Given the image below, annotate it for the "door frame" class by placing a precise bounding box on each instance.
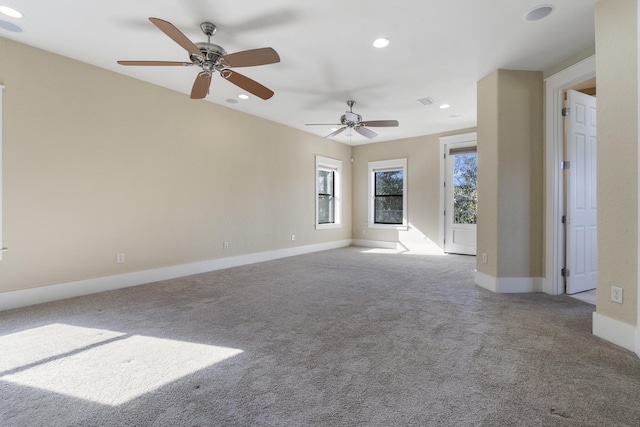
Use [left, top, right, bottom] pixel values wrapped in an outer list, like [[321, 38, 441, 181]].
[[544, 55, 596, 295], [439, 132, 478, 250]]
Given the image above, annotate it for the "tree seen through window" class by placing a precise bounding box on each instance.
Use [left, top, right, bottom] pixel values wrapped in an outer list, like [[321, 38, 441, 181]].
[[318, 169, 335, 224], [453, 153, 477, 225], [374, 170, 403, 224]]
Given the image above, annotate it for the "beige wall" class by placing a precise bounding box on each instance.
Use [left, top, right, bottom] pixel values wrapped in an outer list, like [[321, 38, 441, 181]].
[[543, 45, 596, 80], [0, 37, 352, 293], [476, 70, 544, 279], [477, 72, 499, 277], [595, 0, 638, 325]]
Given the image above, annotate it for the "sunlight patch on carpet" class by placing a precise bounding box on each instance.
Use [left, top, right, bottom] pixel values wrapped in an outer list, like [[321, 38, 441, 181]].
[[0, 324, 243, 406], [0, 324, 126, 373], [360, 248, 446, 256]]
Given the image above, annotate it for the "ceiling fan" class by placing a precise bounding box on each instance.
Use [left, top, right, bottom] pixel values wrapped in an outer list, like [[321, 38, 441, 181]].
[[118, 17, 280, 100], [305, 100, 399, 139]]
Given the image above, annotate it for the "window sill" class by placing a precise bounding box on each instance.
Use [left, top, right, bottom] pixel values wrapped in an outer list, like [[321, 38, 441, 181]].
[[316, 223, 342, 230], [368, 224, 409, 231]]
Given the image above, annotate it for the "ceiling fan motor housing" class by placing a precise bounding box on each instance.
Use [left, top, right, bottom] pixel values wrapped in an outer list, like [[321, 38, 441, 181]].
[[191, 42, 227, 72]]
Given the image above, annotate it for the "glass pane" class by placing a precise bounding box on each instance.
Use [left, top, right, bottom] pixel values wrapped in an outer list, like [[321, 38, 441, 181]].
[[318, 170, 334, 195], [375, 196, 403, 224], [453, 153, 477, 224], [318, 195, 334, 224], [375, 170, 403, 196]]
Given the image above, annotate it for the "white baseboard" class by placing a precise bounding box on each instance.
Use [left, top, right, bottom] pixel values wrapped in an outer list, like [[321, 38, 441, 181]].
[[593, 312, 637, 353], [475, 271, 543, 293], [0, 239, 352, 312]]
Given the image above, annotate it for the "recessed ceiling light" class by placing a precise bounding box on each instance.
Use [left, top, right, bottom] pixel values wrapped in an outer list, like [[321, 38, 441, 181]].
[[440, 104, 450, 109], [238, 94, 249, 100], [523, 4, 554, 22], [330, 128, 338, 131], [373, 37, 390, 48], [0, 6, 22, 18]]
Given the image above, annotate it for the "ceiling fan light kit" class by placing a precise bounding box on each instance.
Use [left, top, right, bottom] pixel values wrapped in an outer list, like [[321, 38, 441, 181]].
[[118, 17, 280, 100]]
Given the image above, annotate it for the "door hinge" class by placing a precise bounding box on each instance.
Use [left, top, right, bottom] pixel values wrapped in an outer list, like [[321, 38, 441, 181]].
[[561, 161, 570, 169], [562, 107, 570, 116], [562, 215, 570, 224], [561, 268, 570, 278]]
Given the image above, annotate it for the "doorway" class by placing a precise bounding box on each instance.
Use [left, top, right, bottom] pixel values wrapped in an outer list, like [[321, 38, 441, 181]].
[[440, 132, 477, 255], [544, 55, 596, 296]]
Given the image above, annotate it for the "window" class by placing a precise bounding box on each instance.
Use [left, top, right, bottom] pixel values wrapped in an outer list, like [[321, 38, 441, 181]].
[[316, 155, 342, 229], [368, 158, 407, 230], [318, 169, 335, 224]]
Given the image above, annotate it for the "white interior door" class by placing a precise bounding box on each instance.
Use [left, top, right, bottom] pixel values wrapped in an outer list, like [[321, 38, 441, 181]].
[[444, 144, 477, 255], [565, 90, 597, 294]]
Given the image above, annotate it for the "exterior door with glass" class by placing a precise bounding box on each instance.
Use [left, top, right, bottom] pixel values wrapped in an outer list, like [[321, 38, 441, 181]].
[[444, 144, 477, 255]]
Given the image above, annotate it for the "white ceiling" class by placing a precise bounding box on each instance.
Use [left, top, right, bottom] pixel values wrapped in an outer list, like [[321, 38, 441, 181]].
[[0, 0, 597, 144]]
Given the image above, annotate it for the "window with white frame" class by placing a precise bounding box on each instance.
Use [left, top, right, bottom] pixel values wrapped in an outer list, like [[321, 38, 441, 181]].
[[368, 158, 408, 229], [316, 155, 342, 229]]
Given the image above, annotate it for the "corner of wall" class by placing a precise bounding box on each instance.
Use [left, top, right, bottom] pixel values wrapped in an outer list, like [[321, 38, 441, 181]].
[[475, 271, 543, 293], [593, 312, 637, 353]]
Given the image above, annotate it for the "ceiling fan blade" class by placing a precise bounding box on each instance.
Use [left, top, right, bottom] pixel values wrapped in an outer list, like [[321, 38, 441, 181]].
[[355, 127, 378, 139], [325, 127, 347, 138], [191, 72, 212, 99], [117, 60, 193, 66], [221, 47, 280, 68], [221, 70, 274, 100], [149, 17, 203, 58], [361, 120, 399, 127]]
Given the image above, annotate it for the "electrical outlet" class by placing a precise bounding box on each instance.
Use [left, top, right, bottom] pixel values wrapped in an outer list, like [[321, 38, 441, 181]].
[[116, 253, 125, 264], [223, 241, 229, 249], [481, 253, 488, 263], [611, 286, 623, 304], [291, 234, 295, 241]]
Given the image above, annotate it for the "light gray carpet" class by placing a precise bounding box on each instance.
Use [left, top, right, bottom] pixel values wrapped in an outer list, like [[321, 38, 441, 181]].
[[1, 246, 639, 426]]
